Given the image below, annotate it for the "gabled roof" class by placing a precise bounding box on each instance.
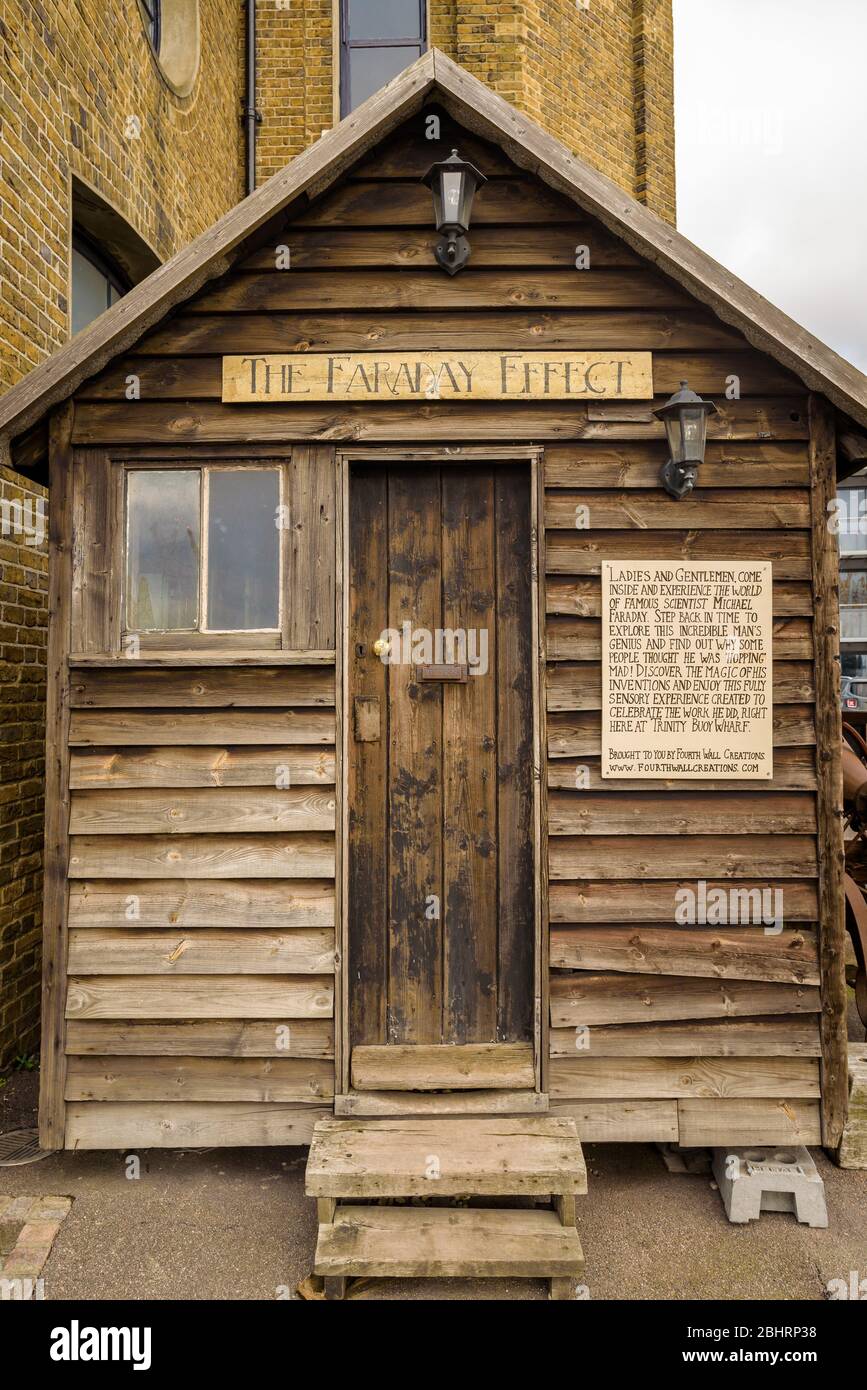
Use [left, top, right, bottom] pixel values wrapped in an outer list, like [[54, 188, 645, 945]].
[[3, 46, 867, 473]]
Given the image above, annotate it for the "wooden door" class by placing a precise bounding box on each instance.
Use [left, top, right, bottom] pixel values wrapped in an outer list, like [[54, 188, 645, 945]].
[[347, 462, 536, 1063]]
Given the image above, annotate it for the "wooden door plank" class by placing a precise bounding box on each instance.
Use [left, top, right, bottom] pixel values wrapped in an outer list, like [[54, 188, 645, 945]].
[[387, 469, 443, 1043], [494, 467, 535, 1042], [348, 466, 389, 1045], [350, 1042, 534, 1091], [442, 467, 498, 1042]]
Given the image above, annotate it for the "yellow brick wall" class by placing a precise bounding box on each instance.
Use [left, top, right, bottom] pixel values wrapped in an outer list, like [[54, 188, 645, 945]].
[[256, 0, 676, 222], [0, 0, 244, 1066]]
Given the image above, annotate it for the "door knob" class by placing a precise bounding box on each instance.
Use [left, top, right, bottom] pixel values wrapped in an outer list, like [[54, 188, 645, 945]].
[[373, 637, 390, 658]]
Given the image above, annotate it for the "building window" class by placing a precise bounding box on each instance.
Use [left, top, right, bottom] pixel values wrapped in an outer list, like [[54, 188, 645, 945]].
[[125, 467, 282, 634], [71, 234, 130, 337], [339, 0, 427, 116], [140, 0, 161, 52], [838, 477, 867, 679]]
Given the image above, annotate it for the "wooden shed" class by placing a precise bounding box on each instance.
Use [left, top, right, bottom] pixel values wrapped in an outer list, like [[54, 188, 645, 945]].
[[1, 50, 863, 1167]]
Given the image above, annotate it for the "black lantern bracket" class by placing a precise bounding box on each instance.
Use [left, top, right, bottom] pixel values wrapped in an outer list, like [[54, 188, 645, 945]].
[[421, 148, 487, 275], [653, 380, 718, 500]]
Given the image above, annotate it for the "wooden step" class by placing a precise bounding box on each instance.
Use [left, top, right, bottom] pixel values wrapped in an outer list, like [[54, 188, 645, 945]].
[[314, 1205, 584, 1280], [335, 1089, 549, 1116], [350, 1042, 535, 1091], [305, 1116, 587, 1198]]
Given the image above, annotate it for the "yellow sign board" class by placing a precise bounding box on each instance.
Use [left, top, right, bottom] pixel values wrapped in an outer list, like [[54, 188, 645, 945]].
[[601, 561, 774, 781], [222, 351, 653, 402]]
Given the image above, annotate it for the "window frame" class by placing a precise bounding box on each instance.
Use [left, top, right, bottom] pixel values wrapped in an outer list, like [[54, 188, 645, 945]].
[[71, 230, 132, 336], [122, 460, 286, 648], [338, 0, 427, 117], [139, 0, 162, 54], [837, 477, 867, 658]]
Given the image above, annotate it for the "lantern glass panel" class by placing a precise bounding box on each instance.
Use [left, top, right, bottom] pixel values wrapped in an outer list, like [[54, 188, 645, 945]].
[[679, 406, 708, 462], [440, 170, 465, 227]]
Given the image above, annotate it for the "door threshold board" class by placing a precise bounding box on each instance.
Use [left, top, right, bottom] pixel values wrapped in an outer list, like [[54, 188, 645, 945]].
[[334, 1090, 549, 1117]]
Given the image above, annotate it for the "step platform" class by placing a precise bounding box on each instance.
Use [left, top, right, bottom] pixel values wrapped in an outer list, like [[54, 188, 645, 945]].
[[306, 1116, 587, 1299]]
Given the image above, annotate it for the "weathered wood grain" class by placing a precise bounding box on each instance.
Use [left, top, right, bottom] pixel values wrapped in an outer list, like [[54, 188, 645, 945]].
[[68, 666, 334, 708], [68, 878, 334, 928], [65, 1055, 334, 1103], [549, 926, 819, 985], [676, 1098, 822, 1146], [69, 787, 336, 835], [350, 1043, 534, 1091], [67, 928, 335, 975], [65, 1018, 335, 1058], [548, 791, 816, 836], [549, 1055, 820, 1099], [69, 709, 336, 746], [69, 745, 336, 788], [548, 1015, 822, 1057], [549, 971, 821, 1026], [64, 1102, 329, 1148], [65, 975, 334, 1019], [68, 833, 335, 879]]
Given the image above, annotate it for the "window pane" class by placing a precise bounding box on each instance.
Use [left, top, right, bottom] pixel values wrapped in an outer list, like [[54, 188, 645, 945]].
[[838, 487, 867, 554], [207, 470, 280, 630], [71, 247, 113, 336], [348, 0, 421, 40], [126, 471, 200, 631], [349, 45, 421, 107]]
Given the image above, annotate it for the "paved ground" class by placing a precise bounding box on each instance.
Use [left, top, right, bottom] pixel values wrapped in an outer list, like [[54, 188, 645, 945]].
[[0, 1122, 863, 1301]]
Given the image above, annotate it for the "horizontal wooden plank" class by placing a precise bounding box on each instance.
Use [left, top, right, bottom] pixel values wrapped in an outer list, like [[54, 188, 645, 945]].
[[67, 928, 335, 975], [65, 1018, 334, 1058], [64, 1102, 328, 1149], [545, 489, 810, 530], [140, 309, 746, 356], [69, 667, 334, 709], [71, 398, 808, 447], [68, 833, 335, 879], [546, 615, 813, 662], [69, 709, 336, 746], [547, 705, 815, 757], [306, 1116, 587, 1197], [70, 745, 336, 789], [545, 576, 813, 618], [334, 1090, 549, 1116], [545, 530, 812, 580], [194, 267, 691, 313], [548, 791, 817, 836], [238, 223, 640, 269], [547, 880, 819, 922], [313, 1205, 583, 1279], [548, 1015, 822, 1057], [543, 440, 809, 489], [548, 1099, 678, 1142], [545, 835, 817, 880], [68, 651, 336, 666], [65, 1056, 334, 1103], [676, 1098, 822, 1147], [66, 975, 334, 1020], [546, 661, 815, 712], [549, 1056, 821, 1100], [68, 879, 334, 929], [549, 972, 821, 1026], [546, 749, 817, 792], [296, 178, 588, 226], [350, 1043, 535, 1092], [69, 787, 336, 835], [549, 927, 820, 985]]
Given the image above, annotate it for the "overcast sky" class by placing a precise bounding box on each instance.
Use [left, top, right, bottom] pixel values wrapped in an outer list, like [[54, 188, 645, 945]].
[[673, 0, 867, 371]]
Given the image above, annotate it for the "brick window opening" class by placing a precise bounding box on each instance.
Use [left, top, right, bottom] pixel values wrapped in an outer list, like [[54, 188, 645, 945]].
[[339, 0, 427, 117]]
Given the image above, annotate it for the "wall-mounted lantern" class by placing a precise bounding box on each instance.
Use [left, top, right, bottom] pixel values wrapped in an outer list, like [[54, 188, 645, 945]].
[[653, 380, 718, 499], [422, 149, 487, 275]]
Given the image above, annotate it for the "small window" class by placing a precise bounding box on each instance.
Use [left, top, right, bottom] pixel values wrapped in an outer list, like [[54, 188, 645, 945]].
[[339, 0, 426, 116], [125, 466, 281, 636], [140, 0, 161, 52], [71, 234, 129, 337]]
